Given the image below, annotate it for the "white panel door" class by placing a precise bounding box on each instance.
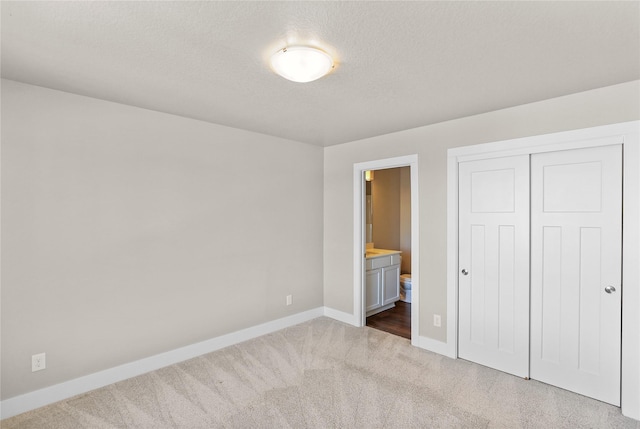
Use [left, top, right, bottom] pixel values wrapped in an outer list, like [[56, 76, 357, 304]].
[[530, 145, 622, 406], [458, 155, 530, 377]]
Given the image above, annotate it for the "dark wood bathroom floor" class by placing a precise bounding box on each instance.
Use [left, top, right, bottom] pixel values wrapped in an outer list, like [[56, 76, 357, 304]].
[[366, 301, 411, 339]]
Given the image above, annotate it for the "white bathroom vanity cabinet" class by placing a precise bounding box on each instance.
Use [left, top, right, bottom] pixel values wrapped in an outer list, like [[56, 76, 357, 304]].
[[365, 250, 401, 316]]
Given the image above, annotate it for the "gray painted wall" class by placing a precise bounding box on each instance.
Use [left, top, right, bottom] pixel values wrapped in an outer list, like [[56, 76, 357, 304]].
[[1, 79, 324, 399], [323, 80, 640, 341], [2, 78, 639, 403]]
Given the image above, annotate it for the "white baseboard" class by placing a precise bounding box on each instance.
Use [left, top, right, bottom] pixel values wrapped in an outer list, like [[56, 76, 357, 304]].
[[0, 307, 325, 420], [323, 306, 359, 326], [322, 307, 454, 360], [415, 335, 455, 358]]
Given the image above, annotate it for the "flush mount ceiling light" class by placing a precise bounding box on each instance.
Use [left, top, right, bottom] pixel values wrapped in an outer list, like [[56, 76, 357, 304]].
[[270, 46, 334, 83]]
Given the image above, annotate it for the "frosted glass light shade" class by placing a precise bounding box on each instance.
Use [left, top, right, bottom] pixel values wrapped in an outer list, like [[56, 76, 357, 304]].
[[270, 46, 334, 83]]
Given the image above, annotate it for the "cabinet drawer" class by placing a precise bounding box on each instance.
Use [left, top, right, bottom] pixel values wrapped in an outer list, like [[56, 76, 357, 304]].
[[371, 255, 391, 269], [366, 253, 401, 270]]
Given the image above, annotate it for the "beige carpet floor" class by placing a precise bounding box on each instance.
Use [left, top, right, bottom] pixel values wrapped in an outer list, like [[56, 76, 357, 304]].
[[2, 317, 639, 428]]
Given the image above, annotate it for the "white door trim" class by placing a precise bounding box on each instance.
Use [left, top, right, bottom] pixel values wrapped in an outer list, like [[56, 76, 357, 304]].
[[353, 154, 420, 345], [447, 120, 640, 420]]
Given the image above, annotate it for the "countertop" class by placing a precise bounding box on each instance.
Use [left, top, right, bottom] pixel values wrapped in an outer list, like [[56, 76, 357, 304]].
[[365, 248, 402, 259]]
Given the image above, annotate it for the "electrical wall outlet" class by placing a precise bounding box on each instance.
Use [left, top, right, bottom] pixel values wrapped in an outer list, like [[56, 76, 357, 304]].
[[32, 353, 46, 372], [433, 314, 442, 327], [286, 295, 292, 306]]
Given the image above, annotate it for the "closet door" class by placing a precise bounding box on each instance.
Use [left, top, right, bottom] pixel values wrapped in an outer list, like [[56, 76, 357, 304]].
[[458, 155, 530, 378], [530, 145, 622, 406]]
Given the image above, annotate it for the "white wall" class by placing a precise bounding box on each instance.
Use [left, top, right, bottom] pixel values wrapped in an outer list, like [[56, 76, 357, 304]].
[[0, 79, 324, 400], [323, 80, 640, 341]]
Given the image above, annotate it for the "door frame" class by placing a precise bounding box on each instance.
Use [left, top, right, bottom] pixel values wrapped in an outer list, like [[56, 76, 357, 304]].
[[353, 154, 419, 345], [446, 121, 640, 419]]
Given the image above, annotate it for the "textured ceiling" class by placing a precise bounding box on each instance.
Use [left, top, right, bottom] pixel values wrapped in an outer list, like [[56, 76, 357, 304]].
[[2, 1, 639, 147]]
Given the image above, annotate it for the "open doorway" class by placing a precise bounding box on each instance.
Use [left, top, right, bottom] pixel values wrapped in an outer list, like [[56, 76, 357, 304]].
[[364, 167, 412, 339], [353, 154, 419, 345]]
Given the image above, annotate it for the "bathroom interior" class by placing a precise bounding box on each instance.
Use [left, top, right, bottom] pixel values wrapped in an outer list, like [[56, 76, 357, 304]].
[[364, 166, 412, 339]]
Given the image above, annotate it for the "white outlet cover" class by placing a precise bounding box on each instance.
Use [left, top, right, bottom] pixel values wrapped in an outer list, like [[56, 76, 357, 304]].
[[32, 353, 46, 372]]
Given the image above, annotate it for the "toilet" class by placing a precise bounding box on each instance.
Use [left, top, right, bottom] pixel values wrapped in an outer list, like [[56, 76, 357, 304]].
[[400, 274, 412, 303]]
